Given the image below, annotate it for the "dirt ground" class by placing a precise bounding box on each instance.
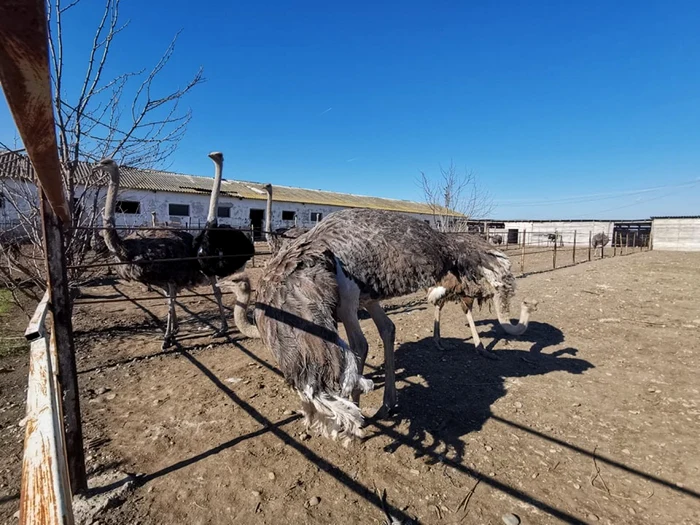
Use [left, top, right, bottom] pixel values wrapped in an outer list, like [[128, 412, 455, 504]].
[[2, 249, 700, 524]]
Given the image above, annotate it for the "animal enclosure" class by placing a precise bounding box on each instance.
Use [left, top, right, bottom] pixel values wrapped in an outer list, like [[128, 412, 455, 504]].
[[2, 250, 699, 525]]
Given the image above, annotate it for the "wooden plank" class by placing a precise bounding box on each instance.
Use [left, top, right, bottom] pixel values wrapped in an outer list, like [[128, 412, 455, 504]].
[[20, 337, 74, 525], [25, 291, 50, 341], [39, 191, 86, 493], [0, 0, 70, 223]]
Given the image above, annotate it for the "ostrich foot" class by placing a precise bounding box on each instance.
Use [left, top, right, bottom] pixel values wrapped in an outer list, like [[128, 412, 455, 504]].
[[212, 327, 228, 338], [475, 343, 500, 360], [372, 403, 399, 420], [162, 335, 176, 350]]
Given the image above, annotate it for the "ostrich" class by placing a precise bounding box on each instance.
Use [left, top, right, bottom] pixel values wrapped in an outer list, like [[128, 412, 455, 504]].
[[491, 234, 503, 245], [192, 152, 255, 336], [233, 208, 536, 443], [592, 232, 609, 248], [427, 232, 537, 354], [268, 226, 309, 255], [95, 158, 205, 348]]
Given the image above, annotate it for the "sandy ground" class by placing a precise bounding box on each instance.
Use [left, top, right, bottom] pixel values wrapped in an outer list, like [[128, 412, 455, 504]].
[[1, 249, 699, 524]]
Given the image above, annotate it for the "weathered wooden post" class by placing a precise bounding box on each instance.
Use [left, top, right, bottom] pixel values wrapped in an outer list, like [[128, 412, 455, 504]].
[[633, 231, 638, 252], [552, 231, 558, 269], [625, 232, 630, 255], [520, 229, 526, 273], [588, 231, 592, 261], [572, 230, 577, 265], [264, 183, 273, 243], [250, 223, 256, 266], [613, 233, 617, 256], [0, 0, 86, 494]]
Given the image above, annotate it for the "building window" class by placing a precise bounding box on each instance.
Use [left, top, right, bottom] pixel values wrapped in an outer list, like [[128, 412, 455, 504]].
[[310, 212, 322, 222], [169, 203, 189, 217], [282, 210, 296, 221], [116, 200, 140, 214], [217, 206, 231, 218]]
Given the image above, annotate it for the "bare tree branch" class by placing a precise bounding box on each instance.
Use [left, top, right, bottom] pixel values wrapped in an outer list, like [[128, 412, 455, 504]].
[[0, 0, 203, 304], [419, 161, 494, 233]]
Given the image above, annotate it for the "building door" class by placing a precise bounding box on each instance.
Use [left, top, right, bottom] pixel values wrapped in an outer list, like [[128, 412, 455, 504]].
[[249, 209, 265, 240], [507, 228, 519, 245]]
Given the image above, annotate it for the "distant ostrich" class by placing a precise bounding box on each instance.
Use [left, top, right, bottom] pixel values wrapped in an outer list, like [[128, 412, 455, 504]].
[[427, 233, 537, 354], [592, 232, 609, 248], [233, 208, 536, 442], [192, 152, 255, 336], [96, 158, 205, 348], [268, 226, 309, 255], [491, 234, 503, 245]]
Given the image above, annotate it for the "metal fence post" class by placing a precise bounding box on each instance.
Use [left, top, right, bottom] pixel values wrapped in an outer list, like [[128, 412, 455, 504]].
[[40, 191, 87, 493], [588, 231, 592, 261], [572, 230, 577, 265], [520, 229, 526, 273], [552, 231, 557, 269]]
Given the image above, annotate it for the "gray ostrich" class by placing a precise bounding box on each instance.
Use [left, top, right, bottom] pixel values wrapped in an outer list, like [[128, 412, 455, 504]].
[[592, 232, 609, 248], [231, 208, 536, 443], [96, 158, 206, 348], [427, 232, 537, 354]]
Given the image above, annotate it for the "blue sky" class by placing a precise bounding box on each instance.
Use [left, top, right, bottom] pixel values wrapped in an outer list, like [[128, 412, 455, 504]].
[[1, 0, 699, 219]]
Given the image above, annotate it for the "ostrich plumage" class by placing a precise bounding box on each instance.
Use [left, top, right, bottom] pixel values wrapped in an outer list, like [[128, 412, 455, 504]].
[[592, 232, 610, 248], [427, 232, 537, 354], [96, 158, 205, 348], [253, 208, 535, 443], [192, 152, 255, 336], [268, 226, 309, 255]]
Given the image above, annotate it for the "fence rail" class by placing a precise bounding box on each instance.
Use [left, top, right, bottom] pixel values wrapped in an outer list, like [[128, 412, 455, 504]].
[[21, 291, 75, 525]]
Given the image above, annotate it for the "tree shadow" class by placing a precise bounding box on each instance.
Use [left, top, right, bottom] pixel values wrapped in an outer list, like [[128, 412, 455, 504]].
[[367, 336, 593, 466]]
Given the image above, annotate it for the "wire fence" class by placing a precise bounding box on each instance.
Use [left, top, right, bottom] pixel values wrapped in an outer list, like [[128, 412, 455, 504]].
[[475, 229, 651, 275]]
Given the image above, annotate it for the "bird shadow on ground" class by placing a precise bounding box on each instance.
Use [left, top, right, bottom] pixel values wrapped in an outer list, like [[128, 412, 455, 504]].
[[364, 334, 592, 466], [473, 319, 570, 356]]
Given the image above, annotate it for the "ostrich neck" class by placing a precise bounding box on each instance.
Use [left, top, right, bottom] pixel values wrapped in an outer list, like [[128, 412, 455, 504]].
[[101, 167, 124, 258], [493, 295, 531, 336], [233, 282, 260, 339], [206, 158, 223, 225]]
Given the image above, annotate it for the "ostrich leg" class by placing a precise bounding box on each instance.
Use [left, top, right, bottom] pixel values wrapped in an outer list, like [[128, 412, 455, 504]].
[[365, 301, 397, 419], [163, 282, 178, 349], [209, 275, 228, 337], [433, 303, 445, 351], [465, 308, 499, 360], [336, 297, 369, 405]]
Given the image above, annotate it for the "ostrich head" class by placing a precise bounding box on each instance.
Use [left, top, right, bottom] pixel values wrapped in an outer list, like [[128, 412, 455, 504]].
[[208, 151, 223, 163]]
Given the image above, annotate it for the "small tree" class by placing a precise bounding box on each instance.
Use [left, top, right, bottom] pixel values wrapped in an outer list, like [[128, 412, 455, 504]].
[[419, 161, 493, 233], [0, 0, 203, 309]]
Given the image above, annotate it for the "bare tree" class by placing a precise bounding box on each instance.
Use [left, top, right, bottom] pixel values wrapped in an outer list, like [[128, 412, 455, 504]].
[[419, 161, 493, 233], [0, 0, 203, 307]]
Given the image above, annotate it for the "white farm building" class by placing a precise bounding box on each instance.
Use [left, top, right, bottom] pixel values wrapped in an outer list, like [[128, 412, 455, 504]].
[[0, 152, 454, 240]]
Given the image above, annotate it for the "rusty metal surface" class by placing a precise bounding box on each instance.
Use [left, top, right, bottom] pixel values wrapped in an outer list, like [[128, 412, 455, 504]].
[[25, 290, 50, 341], [39, 191, 87, 493], [20, 335, 75, 525], [0, 0, 70, 223]]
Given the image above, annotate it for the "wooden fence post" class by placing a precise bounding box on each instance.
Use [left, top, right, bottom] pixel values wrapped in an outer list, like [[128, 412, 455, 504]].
[[39, 191, 87, 493], [625, 232, 630, 255], [613, 233, 617, 257], [572, 230, 577, 265], [633, 231, 638, 252], [552, 231, 557, 269], [520, 229, 526, 273], [588, 231, 592, 261]]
